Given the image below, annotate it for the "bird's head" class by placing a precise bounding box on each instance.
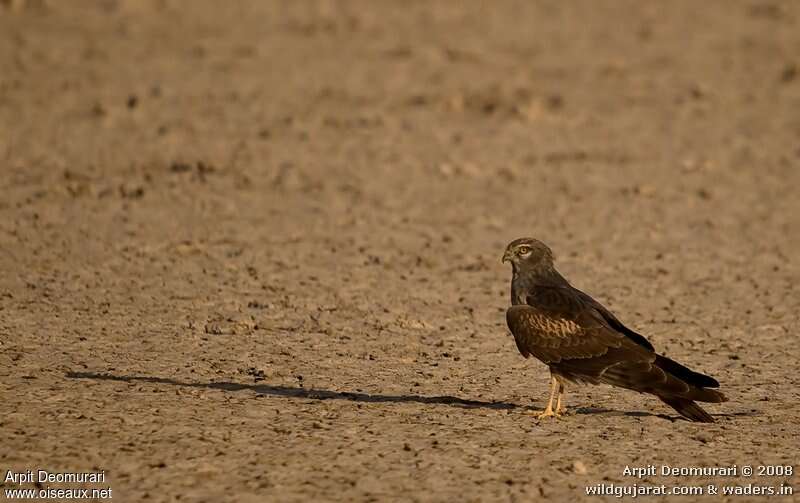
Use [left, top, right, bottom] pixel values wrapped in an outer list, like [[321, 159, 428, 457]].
[[502, 238, 554, 274]]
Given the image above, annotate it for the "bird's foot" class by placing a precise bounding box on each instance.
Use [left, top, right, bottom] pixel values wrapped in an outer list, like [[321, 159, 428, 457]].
[[535, 407, 561, 419]]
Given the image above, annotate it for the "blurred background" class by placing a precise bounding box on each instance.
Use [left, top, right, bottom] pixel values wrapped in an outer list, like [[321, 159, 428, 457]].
[[1, 1, 798, 501]]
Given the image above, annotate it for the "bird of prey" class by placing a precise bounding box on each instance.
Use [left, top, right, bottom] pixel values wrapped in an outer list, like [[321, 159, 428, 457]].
[[502, 238, 727, 423]]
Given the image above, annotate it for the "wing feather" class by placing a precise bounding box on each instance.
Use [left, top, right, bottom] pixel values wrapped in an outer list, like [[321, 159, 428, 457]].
[[505, 287, 642, 364], [505, 285, 726, 405], [504, 276, 726, 421], [505, 286, 660, 385]]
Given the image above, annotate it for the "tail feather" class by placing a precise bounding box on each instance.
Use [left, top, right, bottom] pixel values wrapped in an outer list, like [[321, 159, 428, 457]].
[[596, 354, 728, 422], [654, 354, 728, 422], [688, 386, 728, 403], [653, 354, 728, 403], [655, 354, 719, 388], [558, 347, 728, 422], [659, 396, 715, 423]]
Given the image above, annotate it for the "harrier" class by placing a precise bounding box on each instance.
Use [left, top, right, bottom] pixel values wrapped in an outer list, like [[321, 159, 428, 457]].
[[502, 238, 727, 422]]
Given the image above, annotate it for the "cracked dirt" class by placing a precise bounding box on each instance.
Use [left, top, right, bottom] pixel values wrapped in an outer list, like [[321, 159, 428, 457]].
[[1, 1, 799, 501]]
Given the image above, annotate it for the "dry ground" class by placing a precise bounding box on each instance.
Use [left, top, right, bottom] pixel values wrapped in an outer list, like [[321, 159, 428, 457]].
[[1, 1, 799, 501]]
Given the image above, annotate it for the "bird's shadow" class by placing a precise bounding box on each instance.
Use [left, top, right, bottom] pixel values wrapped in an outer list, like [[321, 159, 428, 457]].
[[574, 406, 757, 422], [574, 406, 675, 421], [64, 371, 517, 410], [65, 372, 752, 422]]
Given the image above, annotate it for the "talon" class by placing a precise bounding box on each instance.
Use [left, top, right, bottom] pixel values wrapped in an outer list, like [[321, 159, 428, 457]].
[[536, 408, 557, 419], [525, 375, 566, 420]]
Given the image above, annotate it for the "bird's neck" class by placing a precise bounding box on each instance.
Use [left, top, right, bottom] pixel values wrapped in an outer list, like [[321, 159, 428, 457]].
[[511, 267, 570, 305]]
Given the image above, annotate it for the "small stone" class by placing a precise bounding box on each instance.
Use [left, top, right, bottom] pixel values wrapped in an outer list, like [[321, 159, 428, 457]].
[[780, 64, 797, 83], [573, 460, 588, 475], [118, 184, 144, 199]]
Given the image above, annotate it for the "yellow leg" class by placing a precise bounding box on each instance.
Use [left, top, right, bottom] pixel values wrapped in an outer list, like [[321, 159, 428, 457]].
[[554, 381, 565, 415], [536, 376, 558, 418]]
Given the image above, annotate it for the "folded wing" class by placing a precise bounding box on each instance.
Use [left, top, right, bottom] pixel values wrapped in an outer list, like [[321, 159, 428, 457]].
[[505, 286, 726, 422]]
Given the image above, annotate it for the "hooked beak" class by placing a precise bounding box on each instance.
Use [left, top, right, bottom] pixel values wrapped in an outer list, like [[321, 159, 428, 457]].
[[502, 249, 513, 263]]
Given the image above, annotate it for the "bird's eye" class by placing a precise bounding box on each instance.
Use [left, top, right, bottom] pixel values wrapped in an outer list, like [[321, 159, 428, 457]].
[[518, 246, 531, 255]]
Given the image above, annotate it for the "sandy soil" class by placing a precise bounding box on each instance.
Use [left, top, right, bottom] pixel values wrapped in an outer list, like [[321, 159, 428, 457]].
[[1, 1, 799, 501]]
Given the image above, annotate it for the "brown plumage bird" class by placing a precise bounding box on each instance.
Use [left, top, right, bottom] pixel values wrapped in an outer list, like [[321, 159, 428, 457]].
[[502, 238, 727, 422]]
